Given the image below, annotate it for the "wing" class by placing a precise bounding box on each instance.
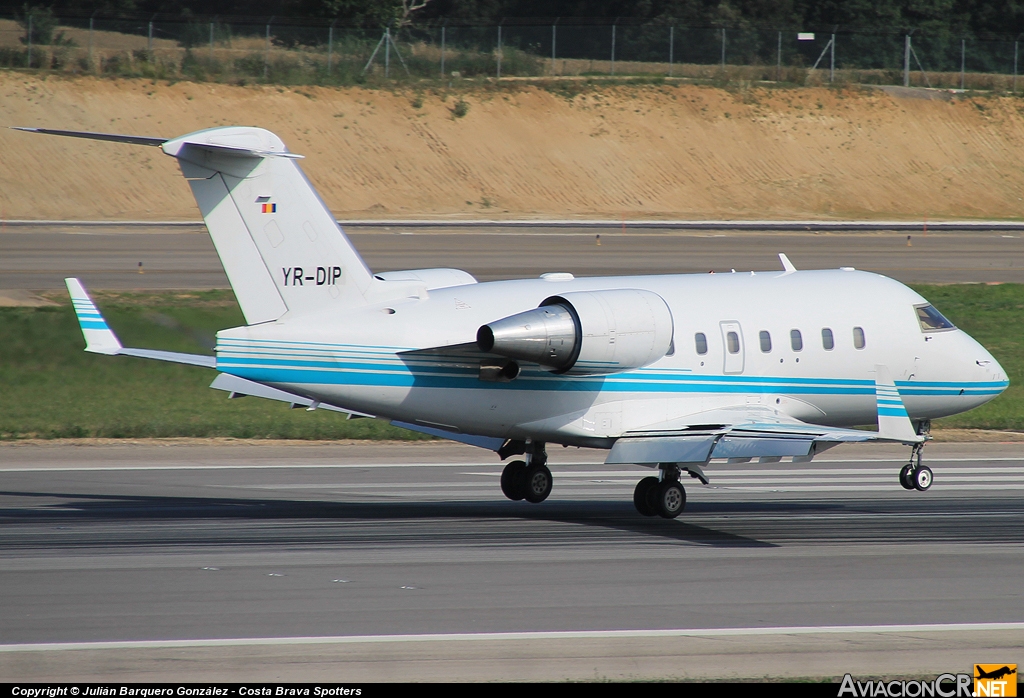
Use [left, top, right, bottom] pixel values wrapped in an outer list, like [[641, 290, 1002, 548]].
[[607, 372, 924, 469]]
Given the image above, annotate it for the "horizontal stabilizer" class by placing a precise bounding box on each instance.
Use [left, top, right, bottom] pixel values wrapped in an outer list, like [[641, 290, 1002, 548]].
[[66, 278, 216, 368], [12, 127, 167, 147]]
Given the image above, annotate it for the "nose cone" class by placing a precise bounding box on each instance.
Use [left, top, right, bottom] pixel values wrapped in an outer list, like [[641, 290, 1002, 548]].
[[964, 333, 1009, 403]]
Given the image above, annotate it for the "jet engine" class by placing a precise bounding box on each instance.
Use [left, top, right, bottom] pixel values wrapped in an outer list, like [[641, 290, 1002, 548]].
[[476, 289, 674, 375]]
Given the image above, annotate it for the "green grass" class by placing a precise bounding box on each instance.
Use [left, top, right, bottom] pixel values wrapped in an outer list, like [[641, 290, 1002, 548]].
[[0, 290, 425, 440], [1, 285, 1020, 439]]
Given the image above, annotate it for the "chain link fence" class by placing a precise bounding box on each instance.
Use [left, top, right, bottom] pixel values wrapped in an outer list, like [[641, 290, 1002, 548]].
[[1, 14, 1022, 90]]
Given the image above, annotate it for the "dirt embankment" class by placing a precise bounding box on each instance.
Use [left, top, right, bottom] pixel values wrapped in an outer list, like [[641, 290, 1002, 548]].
[[2, 75, 1024, 221]]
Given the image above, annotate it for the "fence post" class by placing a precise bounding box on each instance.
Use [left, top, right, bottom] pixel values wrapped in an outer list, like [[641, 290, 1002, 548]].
[[721, 28, 726, 69], [1015, 39, 1019, 93], [88, 15, 94, 69], [552, 18, 558, 76], [830, 32, 835, 82], [440, 23, 445, 77], [961, 38, 965, 89], [668, 26, 673, 77], [611, 22, 616, 75], [497, 23, 502, 78], [385, 26, 390, 78], [264, 18, 272, 81], [904, 35, 910, 87], [777, 30, 781, 81], [148, 19, 153, 55], [328, 19, 336, 74], [27, 14, 32, 68], [209, 22, 214, 60]]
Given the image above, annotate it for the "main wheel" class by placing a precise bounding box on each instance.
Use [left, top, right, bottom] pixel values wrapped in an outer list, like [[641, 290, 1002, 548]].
[[899, 464, 915, 490], [633, 477, 659, 517], [523, 463, 553, 503], [912, 465, 933, 492], [653, 481, 686, 519], [500, 460, 528, 501]]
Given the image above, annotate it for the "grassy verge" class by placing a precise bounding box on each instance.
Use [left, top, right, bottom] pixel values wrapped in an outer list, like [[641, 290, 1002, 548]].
[[0, 285, 1019, 440]]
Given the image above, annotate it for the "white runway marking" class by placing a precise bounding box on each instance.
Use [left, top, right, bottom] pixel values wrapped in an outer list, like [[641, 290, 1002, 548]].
[[3, 621, 1023, 652]]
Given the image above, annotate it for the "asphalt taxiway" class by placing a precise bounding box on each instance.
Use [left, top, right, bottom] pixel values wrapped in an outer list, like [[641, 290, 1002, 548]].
[[1, 441, 1022, 681], [3, 225, 1024, 291]]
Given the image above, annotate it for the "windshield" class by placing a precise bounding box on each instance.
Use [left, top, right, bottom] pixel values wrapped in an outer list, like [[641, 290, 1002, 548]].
[[915, 304, 956, 332]]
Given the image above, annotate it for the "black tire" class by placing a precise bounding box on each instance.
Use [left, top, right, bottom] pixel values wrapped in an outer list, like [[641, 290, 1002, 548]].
[[500, 460, 528, 501], [523, 463, 553, 503], [913, 465, 933, 492], [633, 477, 659, 517], [654, 481, 686, 519], [899, 464, 915, 490]]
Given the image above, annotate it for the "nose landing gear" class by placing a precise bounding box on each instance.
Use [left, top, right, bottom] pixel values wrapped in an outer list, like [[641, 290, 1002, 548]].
[[899, 443, 932, 491]]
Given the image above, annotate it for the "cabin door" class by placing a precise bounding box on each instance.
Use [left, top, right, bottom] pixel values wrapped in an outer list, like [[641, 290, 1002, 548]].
[[720, 321, 745, 374]]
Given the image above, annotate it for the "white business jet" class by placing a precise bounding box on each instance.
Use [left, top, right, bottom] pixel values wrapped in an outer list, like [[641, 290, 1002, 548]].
[[16, 126, 1008, 519]]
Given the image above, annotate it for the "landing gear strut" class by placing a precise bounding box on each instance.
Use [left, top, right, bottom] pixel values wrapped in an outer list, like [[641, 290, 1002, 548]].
[[899, 443, 932, 492], [500, 441, 552, 503], [633, 464, 686, 519]]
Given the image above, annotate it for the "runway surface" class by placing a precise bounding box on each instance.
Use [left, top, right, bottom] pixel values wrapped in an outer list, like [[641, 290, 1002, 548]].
[[3, 225, 1024, 290], [1, 440, 1022, 681]]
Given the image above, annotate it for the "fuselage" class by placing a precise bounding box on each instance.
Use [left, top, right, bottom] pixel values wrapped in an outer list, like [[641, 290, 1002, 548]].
[[215, 268, 1007, 447]]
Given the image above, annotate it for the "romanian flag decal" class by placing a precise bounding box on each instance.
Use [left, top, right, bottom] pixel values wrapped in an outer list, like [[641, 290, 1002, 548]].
[[261, 203, 277, 213]]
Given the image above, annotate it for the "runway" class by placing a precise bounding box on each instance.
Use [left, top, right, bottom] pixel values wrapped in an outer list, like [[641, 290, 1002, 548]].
[[1, 441, 1022, 681], [3, 225, 1024, 290]]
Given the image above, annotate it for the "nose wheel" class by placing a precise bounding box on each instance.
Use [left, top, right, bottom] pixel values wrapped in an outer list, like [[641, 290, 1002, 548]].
[[899, 444, 932, 491]]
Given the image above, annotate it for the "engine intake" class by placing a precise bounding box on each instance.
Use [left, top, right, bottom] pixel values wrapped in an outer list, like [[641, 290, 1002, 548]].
[[477, 289, 674, 375]]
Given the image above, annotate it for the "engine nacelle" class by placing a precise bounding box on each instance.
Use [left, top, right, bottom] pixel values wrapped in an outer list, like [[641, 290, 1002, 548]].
[[477, 289, 674, 375]]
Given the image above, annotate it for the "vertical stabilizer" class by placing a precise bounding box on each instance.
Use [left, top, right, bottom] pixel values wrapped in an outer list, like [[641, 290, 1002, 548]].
[[161, 127, 376, 323]]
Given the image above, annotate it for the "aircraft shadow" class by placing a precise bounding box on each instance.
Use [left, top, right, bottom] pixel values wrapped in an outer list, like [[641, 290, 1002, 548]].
[[0, 490, 776, 548]]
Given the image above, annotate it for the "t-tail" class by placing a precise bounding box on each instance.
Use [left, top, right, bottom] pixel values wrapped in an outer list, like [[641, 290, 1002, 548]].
[[13, 126, 381, 324]]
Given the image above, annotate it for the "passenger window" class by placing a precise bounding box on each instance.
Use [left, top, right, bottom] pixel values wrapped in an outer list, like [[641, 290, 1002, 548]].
[[853, 327, 866, 349], [822, 328, 834, 350], [915, 304, 955, 332], [694, 332, 708, 355], [790, 329, 803, 351], [726, 331, 740, 354], [759, 330, 772, 353]]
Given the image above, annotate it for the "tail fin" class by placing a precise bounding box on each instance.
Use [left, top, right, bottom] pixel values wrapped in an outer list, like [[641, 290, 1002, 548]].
[[160, 127, 375, 323], [14, 125, 378, 324]]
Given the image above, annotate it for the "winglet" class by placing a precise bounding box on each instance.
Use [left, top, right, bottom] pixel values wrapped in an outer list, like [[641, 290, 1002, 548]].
[[65, 278, 122, 355], [875, 365, 924, 443], [779, 253, 797, 274]]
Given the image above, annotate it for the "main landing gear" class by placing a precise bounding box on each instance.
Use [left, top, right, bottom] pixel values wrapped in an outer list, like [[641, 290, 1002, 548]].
[[500, 441, 552, 504], [899, 443, 933, 491], [633, 464, 687, 519]]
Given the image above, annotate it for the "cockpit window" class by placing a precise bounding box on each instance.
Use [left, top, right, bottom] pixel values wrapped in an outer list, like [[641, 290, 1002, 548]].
[[915, 304, 956, 332]]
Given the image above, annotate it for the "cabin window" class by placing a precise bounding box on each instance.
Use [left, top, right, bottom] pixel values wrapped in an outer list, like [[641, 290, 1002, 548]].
[[759, 331, 772, 353], [822, 328, 834, 350], [915, 304, 955, 332], [790, 329, 803, 351], [694, 332, 708, 355], [726, 331, 740, 354], [853, 326, 866, 349]]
